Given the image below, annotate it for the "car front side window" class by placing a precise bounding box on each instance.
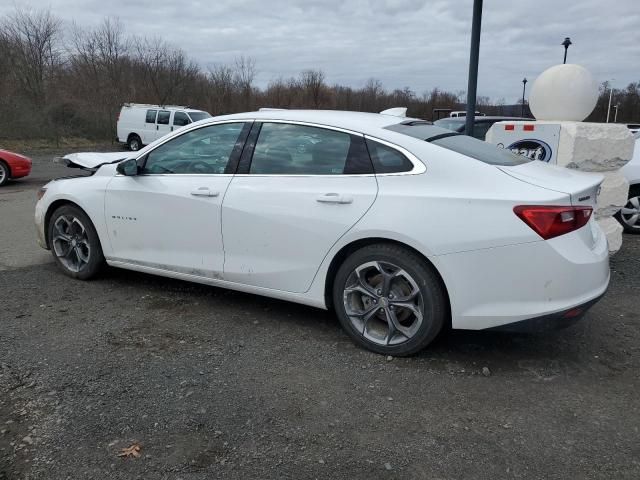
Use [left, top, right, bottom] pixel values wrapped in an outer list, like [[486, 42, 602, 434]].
[[142, 123, 247, 175], [248, 123, 372, 175]]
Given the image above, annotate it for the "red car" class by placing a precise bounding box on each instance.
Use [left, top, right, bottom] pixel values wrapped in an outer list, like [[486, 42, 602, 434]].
[[0, 149, 32, 186]]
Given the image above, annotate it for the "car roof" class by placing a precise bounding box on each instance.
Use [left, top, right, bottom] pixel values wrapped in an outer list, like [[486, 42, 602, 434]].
[[207, 109, 413, 136]]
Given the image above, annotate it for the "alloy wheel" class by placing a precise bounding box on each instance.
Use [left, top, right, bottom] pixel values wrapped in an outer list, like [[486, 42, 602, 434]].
[[620, 196, 640, 230], [343, 261, 424, 346], [0, 164, 7, 185], [52, 215, 91, 272]]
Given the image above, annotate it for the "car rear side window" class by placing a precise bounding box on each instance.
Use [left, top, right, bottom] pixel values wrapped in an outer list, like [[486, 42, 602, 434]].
[[432, 134, 530, 166], [157, 110, 170, 125], [145, 110, 157, 123], [249, 123, 372, 175], [365, 139, 413, 173], [173, 111, 191, 127]]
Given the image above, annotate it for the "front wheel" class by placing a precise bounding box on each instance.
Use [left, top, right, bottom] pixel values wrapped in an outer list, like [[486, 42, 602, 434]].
[[0, 161, 9, 186], [333, 244, 447, 356], [48, 205, 105, 280]]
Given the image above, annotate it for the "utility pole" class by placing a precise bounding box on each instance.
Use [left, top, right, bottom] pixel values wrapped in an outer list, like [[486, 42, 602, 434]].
[[521, 78, 528, 117], [465, 0, 483, 137], [606, 80, 615, 123], [614, 104, 619, 123]]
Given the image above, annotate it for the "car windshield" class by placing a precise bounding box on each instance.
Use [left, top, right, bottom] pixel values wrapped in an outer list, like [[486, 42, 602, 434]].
[[188, 111, 211, 122], [386, 122, 530, 166]]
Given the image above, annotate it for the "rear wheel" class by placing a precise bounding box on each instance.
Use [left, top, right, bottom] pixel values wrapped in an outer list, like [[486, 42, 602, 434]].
[[616, 185, 640, 234], [48, 205, 105, 280], [0, 161, 9, 186], [333, 244, 447, 356], [127, 134, 142, 151]]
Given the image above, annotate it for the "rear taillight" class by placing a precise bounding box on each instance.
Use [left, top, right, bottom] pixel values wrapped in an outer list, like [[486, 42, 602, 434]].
[[514, 205, 592, 240]]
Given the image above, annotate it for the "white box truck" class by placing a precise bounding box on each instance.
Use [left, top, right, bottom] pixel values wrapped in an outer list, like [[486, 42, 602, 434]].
[[117, 104, 211, 151]]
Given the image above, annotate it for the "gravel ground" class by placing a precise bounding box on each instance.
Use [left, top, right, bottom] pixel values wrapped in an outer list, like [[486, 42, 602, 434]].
[[1, 150, 639, 479]]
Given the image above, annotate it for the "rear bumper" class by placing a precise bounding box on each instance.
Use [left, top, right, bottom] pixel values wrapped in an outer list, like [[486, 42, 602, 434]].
[[435, 219, 610, 331], [486, 293, 606, 332]]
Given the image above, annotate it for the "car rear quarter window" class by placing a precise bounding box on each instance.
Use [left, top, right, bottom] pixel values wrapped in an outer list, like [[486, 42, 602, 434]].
[[157, 110, 171, 125], [249, 123, 372, 175], [365, 139, 413, 173], [145, 110, 157, 123]]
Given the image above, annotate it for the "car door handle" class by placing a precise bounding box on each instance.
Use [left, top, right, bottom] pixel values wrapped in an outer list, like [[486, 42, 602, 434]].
[[316, 193, 353, 204], [190, 187, 219, 197]]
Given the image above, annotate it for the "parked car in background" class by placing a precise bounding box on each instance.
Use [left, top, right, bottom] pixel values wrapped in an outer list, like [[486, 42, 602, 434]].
[[617, 131, 640, 233], [0, 149, 32, 186], [117, 103, 211, 151], [434, 116, 532, 140], [36, 109, 609, 355], [449, 111, 484, 118]]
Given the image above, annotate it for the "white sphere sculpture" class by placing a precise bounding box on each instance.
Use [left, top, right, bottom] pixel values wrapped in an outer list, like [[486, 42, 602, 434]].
[[529, 64, 598, 121]]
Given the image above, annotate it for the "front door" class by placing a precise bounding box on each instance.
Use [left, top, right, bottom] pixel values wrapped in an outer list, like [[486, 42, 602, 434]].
[[104, 121, 250, 278], [221, 122, 378, 293]]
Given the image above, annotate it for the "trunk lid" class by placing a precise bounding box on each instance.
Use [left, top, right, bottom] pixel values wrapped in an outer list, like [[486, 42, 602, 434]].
[[498, 161, 603, 208]]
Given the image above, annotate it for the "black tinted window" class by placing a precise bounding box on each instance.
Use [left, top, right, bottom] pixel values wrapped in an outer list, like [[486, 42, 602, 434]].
[[188, 111, 211, 122], [173, 111, 190, 126], [365, 139, 414, 173], [432, 135, 530, 166], [157, 110, 170, 125], [143, 123, 246, 174], [250, 123, 371, 175], [145, 110, 157, 123]]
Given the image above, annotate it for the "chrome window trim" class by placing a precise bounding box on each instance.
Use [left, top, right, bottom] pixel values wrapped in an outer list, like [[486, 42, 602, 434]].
[[125, 117, 426, 178]]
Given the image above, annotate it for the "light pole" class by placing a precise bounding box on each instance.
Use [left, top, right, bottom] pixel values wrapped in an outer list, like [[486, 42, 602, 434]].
[[464, 0, 483, 137], [562, 37, 572, 64], [606, 79, 615, 123], [614, 104, 619, 123], [521, 78, 528, 117]]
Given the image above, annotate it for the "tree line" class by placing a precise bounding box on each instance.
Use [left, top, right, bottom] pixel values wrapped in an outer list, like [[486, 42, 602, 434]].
[[0, 8, 638, 143]]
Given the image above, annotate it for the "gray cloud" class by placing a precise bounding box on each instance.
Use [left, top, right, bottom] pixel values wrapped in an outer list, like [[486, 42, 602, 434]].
[[2, 0, 638, 102]]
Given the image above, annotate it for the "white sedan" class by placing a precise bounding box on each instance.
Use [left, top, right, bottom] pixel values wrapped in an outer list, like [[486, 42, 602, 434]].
[[35, 109, 610, 355]]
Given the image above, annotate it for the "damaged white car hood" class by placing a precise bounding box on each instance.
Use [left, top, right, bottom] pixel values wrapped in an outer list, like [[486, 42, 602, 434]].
[[55, 152, 130, 170]]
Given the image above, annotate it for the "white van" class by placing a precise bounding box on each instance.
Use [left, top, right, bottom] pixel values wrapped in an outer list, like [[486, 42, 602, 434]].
[[116, 104, 211, 151]]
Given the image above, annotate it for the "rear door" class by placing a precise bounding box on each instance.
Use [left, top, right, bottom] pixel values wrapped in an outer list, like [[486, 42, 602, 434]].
[[221, 121, 378, 293], [142, 109, 158, 144], [155, 110, 172, 140]]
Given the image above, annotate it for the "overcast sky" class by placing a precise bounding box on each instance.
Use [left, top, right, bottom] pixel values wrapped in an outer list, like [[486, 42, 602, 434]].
[[3, 0, 639, 102]]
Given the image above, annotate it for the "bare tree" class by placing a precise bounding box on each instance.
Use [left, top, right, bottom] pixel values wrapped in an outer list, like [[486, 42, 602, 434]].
[[0, 8, 62, 107], [299, 69, 326, 108], [233, 56, 256, 110]]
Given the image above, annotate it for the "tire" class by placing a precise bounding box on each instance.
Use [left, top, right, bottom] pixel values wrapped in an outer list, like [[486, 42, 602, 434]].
[[47, 205, 105, 280], [0, 160, 9, 186], [615, 185, 640, 234], [332, 243, 447, 356], [127, 134, 142, 151]]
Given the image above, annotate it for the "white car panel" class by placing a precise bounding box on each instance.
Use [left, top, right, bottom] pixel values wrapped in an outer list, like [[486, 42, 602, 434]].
[[222, 174, 378, 292], [104, 174, 233, 277]]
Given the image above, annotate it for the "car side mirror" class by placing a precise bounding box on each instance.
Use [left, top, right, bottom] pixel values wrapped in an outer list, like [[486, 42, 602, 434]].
[[116, 158, 138, 176]]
